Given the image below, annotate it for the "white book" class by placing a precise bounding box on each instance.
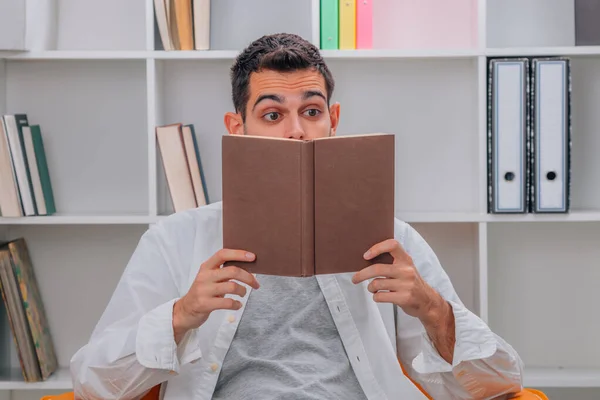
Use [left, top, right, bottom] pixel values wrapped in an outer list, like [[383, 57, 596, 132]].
[[193, 0, 210, 50], [0, 119, 22, 217], [3, 115, 35, 216], [22, 126, 47, 215], [156, 124, 197, 212], [154, 0, 173, 50]]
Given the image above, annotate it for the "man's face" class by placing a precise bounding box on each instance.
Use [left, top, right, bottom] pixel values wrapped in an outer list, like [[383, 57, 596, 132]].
[[225, 68, 340, 140]]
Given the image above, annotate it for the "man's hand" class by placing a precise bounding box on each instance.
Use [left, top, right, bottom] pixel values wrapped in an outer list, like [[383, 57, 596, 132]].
[[172, 249, 260, 344], [351, 238, 455, 364]]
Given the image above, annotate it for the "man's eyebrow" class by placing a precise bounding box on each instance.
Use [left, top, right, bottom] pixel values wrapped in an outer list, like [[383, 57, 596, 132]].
[[302, 90, 326, 102], [252, 94, 285, 111]]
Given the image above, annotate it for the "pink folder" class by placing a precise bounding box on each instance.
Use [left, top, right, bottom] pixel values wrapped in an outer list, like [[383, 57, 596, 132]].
[[357, 0, 373, 49], [372, 0, 478, 49]]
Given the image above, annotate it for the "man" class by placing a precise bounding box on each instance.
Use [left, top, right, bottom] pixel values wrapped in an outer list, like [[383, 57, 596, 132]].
[[70, 33, 524, 399]]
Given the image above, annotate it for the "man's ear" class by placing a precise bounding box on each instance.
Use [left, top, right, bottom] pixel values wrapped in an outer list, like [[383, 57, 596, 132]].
[[329, 102, 341, 137], [224, 111, 244, 135]]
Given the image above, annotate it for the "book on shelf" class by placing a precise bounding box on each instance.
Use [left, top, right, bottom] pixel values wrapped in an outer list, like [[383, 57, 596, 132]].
[[487, 56, 571, 214], [154, 0, 210, 50], [0, 237, 58, 382], [222, 133, 395, 277], [0, 114, 56, 218], [156, 123, 210, 213]]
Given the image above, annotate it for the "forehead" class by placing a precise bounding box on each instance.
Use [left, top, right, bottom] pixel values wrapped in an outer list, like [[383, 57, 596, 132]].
[[248, 68, 326, 98]]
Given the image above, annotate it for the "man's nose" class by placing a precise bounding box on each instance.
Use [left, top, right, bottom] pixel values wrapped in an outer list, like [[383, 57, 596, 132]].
[[285, 115, 305, 139]]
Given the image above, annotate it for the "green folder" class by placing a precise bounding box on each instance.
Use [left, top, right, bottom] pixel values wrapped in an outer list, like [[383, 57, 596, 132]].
[[320, 0, 339, 49]]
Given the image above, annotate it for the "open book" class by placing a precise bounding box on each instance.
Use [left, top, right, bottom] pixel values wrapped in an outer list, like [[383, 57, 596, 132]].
[[222, 133, 395, 276]]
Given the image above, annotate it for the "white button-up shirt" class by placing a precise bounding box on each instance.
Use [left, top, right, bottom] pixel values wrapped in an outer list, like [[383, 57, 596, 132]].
[[70, 201, 524, 399]]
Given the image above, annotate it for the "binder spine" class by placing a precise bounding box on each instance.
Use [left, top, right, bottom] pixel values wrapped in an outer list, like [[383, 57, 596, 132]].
[[530, 57, 572, 213], [487, 57, 530, 214], [300, 141, 315, 277]]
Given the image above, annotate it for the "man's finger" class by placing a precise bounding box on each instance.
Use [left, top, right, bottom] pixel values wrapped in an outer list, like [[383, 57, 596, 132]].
[[206, 297, 243, 312], [367, 277, 399, 293], [212, 281, 247, 298], [372, 291, 396, 304], [363, 239, 410, 263], [214, 265, 260, 289], [352, 263, 398, 284], [200, 248, 256, 271]]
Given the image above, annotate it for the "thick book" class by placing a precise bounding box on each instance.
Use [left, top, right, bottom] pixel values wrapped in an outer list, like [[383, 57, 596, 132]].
[[222, 133, 395, 277], [0, 238, 58, 381], [156, 123, 197, 212]]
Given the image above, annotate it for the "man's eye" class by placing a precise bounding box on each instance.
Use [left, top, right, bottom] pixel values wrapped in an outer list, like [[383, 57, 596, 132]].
[[263, 112, 280, 121], [304, 109, 321, 117]]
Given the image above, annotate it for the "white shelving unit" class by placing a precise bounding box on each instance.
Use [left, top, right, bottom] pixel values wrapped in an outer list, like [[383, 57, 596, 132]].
[[0, 0, 598, 399]]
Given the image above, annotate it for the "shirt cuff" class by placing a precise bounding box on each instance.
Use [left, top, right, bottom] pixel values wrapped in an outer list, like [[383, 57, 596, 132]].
[[135, 298, 203, 372], [412, 300, 497, 374]]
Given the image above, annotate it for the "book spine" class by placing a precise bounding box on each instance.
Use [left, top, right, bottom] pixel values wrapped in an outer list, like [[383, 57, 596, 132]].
[[301, 141, 315, 277]]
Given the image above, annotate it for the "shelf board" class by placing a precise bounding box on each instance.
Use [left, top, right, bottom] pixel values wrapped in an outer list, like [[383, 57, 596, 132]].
[[398, 210, 600, 223], [0, 50, 153, 60], [0, 367, 72, 390], [319, 48, 479, 59], [3, 46, 600, 61], [2, 49, 478, 61], [485, 211, 600, 222], [396, 211, 484, 223], [525, 367, 600, 388], [486, 46, 600, 57], [0, 213, 157, 225], [2, 211, 600, 225]]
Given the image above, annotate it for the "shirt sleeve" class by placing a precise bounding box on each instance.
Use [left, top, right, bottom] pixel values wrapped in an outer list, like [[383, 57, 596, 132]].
[[394, 221, 525, 399], [70, 220, 202, 400]]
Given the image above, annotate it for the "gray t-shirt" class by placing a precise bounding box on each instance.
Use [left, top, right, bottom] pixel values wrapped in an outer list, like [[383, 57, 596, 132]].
[[211, 274, 368, 399]]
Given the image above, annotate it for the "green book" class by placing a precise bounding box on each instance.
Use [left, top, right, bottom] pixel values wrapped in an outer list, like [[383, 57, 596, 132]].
[[29, 126, 55, 215], [320, 0, 339, 49]]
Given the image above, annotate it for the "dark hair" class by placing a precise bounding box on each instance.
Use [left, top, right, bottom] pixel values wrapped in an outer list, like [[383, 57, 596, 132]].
[[230, 33, 335, 120]]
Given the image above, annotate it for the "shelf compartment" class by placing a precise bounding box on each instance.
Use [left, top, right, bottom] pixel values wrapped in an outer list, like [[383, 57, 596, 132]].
[[488, 222, 600, 374], [5, 60, 149, 216]]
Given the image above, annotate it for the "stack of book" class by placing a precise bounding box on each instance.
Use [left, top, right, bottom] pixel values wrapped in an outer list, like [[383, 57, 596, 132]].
[[0, 237, 58, 382], [154, 0, 210, 50], [487, 57, 571, 214], [156, 123, 209, 212], [0, 114, 56, 218]]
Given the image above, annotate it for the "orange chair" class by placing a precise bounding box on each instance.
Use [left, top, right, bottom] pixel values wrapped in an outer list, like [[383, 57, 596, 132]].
[[41, 369, 548, 400], [40, 386, 548, 400]]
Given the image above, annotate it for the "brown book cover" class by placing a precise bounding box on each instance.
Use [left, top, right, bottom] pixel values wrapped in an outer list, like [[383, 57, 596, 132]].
[[222, 133, 395, 276]]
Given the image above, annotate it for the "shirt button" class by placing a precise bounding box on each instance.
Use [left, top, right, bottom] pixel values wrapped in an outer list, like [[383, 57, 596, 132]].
[[227, 315, 236, 323], [211, 363, 219, 372]]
